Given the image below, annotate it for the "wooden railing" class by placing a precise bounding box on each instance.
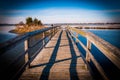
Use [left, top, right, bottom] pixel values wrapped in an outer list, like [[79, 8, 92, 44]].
[[67, 26, 120, 80], [0, 26, 59, 80]]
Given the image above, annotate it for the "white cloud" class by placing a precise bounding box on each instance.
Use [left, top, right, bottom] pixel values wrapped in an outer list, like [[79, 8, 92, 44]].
[[0, 15, 25, 24], [1, 8, 120, 15], [0, 8, 120, 24]]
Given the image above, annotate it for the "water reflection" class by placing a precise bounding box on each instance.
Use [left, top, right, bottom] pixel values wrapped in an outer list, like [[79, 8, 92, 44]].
[[0, 32, 17, 43], [0, 26, 15, 32], [0, 26, 17, 43]]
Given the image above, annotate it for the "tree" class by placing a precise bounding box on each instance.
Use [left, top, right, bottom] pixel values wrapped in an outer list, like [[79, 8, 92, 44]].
[[33, 18, 38, 26], [26, 17, 33, 26], [26, 17, 42, 26], [18, 21, 24, 25], [38, 20, 42, 25]]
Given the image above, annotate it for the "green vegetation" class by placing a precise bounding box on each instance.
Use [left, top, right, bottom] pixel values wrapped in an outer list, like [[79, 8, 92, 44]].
[[33, 18, 38, 26], [10, 17, 44, 34], [26, 17, 42, 26], [26, 17, 33, 26]]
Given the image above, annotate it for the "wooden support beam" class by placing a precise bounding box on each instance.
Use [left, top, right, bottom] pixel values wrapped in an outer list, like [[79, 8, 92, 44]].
[[27, 38, 31, 68], [69, 27, 120, 69], [68, 29, 109, 80], [75, 34, 79, 43], [43, 32, 45, 46], [86, 39, 91, 62], [24, 40, 29, 69]]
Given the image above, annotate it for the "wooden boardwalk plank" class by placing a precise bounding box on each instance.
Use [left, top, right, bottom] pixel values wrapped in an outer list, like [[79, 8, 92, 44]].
[[19, 29, 92, 80]]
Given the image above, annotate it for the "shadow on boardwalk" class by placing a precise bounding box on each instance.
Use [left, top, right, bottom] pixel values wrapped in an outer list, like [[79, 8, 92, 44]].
[[66, 30, 79, 80], [29, 30, 80, 80], [39, 30, 63, 80]]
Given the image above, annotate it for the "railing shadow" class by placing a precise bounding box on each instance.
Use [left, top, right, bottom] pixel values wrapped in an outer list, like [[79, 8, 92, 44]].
[[66, 30, 79, 80], [30, 56, 81, 68], [39, 30, 63, 80], [44, 44, 69, 49]]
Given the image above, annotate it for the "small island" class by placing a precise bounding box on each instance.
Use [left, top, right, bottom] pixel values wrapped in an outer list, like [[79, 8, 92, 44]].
[[10, 17, 45, 34]]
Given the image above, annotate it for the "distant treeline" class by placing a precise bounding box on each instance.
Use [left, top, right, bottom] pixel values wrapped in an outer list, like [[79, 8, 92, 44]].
[[44, 23, 120, 25], [1, 22, 120, 26], [25, 17, 43, 26], [75, 26, 120, 29], [0, 24, 16, 26]]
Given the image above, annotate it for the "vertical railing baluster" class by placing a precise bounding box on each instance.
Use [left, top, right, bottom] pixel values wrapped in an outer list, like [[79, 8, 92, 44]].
[[86, 39, 91, 62], [75, 33, 79, 44], [49, 29, 51, 40], [55, 27, 57, 34], [43, 32, 45, 47], [27, 37, 31, 68], [52, 27, 54, 36], [53, 27, 55, 35], [50, 29, 52, 39], [54, 27, 56, 35], [24, 40, 29, 69]]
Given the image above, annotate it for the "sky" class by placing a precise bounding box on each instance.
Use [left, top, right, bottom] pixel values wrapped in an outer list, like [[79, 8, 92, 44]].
[[0, 0, 120, 24]]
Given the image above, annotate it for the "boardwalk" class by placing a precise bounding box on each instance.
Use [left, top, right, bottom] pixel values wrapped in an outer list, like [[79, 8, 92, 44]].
[[19, 29, 92, 80]]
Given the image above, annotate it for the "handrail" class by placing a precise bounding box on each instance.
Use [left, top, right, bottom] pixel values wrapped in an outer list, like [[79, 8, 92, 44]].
[[68, 30, 109, 80], [0, 26, 59, 80], [67, 26, 120, 80], [0, 26, 58, 54]]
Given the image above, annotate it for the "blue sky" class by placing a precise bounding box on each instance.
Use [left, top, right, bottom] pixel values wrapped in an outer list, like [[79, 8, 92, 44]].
[[0, 0, 120, 24]]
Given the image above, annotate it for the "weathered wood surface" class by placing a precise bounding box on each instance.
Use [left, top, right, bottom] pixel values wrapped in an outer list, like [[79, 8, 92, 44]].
[[69, 31, 109, 80], [19, 29, 92, 80], [69, 27, 120, 69]]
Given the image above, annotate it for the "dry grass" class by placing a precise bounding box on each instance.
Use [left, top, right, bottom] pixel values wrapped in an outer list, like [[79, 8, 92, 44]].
[[10, 25, 46, 34]]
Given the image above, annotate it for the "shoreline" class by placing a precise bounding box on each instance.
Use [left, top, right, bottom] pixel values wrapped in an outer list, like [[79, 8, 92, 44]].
[[75, 26, 120, 29], [9, 25, 45, 34]]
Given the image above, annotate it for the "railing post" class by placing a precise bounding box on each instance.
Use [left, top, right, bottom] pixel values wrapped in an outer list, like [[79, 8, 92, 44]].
[[24, 40, 29, 69], [49, 29, 52, 40], [53, 27, 55, 35], [75, 34, 79, 44], [50, 29, 52, 38], [27, 38, 31, 68], [86, 39, 91, 62], [55, 27, 57, 33], [43, 32, 45, 46], [52, 27, 54, 36], [53, 27, 56, 36]]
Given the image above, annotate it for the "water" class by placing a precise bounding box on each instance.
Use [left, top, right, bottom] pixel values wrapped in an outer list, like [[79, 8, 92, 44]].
[[0, 25, 51, 80], [0, 26, 17, 43], [0, 25, 120, 79], [0, 25, 51, 44], [75, 29, 120, 80], [0, 32, 17, 43], [0, 26, 16, 32], [87, 29, 120, 49]]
